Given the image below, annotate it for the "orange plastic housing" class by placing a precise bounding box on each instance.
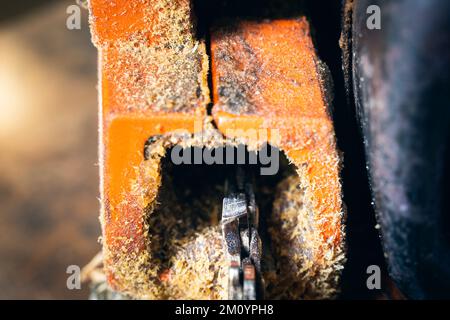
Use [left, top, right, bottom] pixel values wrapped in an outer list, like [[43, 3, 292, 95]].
[[89, 0, 209, 291], [211, 19, 342, 245], [90, 0, 343, 296]]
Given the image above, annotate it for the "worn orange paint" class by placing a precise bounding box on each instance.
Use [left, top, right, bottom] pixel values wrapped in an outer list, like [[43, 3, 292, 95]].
[[90, 0, 206, 291], [90, 0, 156, 45], [211, 19, 342, 245], [104, 116, 199, 220]]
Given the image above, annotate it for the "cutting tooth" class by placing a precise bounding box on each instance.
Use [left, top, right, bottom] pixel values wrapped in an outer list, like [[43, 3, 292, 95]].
[[222, 219, 241, 262], [222, 193, 247, 223], [221, 170, 264, 300]]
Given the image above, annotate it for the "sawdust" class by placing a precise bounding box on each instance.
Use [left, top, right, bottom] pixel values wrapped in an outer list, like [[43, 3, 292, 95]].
[[142, 147, 228, 299], [212, 27, 260, 114], [165, 227, 228, 299], [266, 174, 345, 299], [315, 59, 335, 116], [95, 128, 344, 299], [89, 0, 345, 300], [339, 0, 354, 96], [93, 0, 210, 112], [106, 35, 209, 112]]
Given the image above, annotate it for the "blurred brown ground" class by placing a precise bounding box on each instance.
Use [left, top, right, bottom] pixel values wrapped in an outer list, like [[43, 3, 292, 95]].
[[0, 1, 100, 299]]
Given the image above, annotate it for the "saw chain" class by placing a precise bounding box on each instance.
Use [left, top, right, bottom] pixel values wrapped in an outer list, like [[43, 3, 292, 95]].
[[221, 166, 263, 300]]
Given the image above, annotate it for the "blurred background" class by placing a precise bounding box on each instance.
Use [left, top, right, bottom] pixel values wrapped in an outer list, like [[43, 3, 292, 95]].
[[0, 0, 99, 299]]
